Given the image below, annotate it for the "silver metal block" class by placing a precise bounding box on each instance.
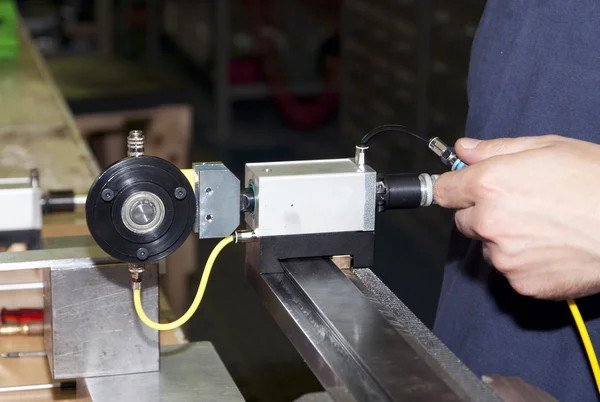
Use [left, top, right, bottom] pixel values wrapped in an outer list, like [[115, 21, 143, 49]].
[[0, 238, 159, 379], [194, 162, 240, 239], [0, 179, 42, 232], [245, 158, 376, 237], [44, 262, 159, 379], [76, 342, 245, 402]]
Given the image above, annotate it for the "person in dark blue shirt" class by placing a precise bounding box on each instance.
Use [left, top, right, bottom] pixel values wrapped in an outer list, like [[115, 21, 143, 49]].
[[432, 1, 600, 401]]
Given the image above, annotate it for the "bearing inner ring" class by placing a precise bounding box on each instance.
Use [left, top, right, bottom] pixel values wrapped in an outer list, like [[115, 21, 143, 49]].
[[121, 191, 165, 234]]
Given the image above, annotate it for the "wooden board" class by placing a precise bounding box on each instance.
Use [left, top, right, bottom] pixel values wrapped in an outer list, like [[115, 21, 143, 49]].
[[0, 21, 98, 193]]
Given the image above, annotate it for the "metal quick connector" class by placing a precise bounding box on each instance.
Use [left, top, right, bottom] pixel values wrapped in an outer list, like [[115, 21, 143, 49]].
[[129, 263, 145, 289], [428, 137, 458, 168], [234, 230, 258, 243]]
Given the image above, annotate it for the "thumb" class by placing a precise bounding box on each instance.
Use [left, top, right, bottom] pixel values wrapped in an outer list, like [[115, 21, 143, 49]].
[[455, 135, 559, 164]]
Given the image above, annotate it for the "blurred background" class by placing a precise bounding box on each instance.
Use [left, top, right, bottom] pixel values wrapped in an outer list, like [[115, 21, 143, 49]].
[[15, 0, 486, 400]]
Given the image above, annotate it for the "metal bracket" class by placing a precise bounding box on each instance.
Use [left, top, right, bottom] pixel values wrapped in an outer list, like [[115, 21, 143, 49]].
[[193, 162, 240, 239]]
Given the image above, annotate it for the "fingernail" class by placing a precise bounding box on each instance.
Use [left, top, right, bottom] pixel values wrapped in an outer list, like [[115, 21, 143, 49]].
[[460, 137, 480, 149]]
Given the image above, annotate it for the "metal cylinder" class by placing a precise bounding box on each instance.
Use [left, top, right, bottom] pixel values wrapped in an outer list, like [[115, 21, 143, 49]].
[[127, 130, 145, 158], [0, 322, 44, 336], [354, 145, 369, 170], [234, 230, 258, 243]]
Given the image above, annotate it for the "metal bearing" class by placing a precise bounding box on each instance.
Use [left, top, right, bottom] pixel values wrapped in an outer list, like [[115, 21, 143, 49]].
[[121, 191, 166, 234], [86, 156, 195, 263]]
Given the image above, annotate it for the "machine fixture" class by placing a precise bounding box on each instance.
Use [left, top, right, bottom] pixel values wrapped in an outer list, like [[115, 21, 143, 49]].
[[79, 125, 562, 402]]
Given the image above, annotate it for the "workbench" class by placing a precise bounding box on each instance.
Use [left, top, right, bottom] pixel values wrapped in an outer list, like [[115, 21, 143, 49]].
[[0, 24, 98, 193], [0, 22, 188, 401]]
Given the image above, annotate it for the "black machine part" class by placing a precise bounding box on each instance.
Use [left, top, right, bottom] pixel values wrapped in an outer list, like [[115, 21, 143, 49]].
[[86, 156, 195, 263], [377, 173, 423, 212], [43, 190, 75, 214], [240, 188, 255, 213]]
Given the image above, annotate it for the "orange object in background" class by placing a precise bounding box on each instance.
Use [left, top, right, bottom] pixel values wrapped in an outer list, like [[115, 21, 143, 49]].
[[1, 308, 43, 324]]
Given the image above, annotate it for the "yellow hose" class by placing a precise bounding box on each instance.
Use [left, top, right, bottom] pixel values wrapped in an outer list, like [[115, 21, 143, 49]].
[[133, 235, 234, 331], [568, 298, 600, 394]]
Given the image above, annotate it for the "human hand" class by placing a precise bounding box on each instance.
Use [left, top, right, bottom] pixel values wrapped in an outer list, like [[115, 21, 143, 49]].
[[434, 135, 600, 300]]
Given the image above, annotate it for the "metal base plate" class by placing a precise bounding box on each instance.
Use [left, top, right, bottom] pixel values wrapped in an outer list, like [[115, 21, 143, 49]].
[[76, 342, 245, 402]]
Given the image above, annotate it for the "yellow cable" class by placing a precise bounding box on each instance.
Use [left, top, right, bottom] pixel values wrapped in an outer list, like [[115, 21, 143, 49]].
[[567, 298, 600, 394], [133, 235, 234, 331]]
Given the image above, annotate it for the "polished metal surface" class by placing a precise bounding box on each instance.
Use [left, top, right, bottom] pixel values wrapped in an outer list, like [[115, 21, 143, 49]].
[[77, 342, 245, 402], [121, 191, 165, 234], [246, 254, 501, 401], [44, 262, 159, 379], [245, 158, 376, 237], [193, 162, 240, 239]]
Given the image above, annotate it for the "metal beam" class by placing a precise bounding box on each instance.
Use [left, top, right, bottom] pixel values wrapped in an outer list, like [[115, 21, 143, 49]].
[[246, 254, 501, 401]]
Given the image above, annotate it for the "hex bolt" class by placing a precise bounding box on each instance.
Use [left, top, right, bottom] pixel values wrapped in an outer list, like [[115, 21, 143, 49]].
[[101, 189, 115, 202], [174, 187, 187, 200], [136, 248, 149, 261]]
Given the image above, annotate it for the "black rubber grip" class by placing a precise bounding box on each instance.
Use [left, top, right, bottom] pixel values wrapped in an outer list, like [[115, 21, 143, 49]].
[[381, 174, 422, 210]]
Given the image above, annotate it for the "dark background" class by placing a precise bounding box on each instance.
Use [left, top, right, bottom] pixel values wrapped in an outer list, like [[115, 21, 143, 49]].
[[17, 0, 487, 400]]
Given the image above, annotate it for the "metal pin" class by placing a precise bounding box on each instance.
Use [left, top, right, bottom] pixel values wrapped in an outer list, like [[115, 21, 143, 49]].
[[0, 322, 44, 336], [0, 282, 43, 292], [1, 351, 46, 358], [0, 381, 76, 393]]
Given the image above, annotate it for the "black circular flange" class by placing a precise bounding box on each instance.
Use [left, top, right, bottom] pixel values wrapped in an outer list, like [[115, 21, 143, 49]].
[[86, 156, 195, 263]]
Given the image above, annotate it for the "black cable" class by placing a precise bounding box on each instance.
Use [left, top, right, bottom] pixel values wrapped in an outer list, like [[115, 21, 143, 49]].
[[359, 124, 430, 146]]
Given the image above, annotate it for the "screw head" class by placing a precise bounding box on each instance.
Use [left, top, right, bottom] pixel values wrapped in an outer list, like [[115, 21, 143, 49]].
[[174, 187, 187, 200], [136, 248, 149, 261], [101, 189, 115, 202]]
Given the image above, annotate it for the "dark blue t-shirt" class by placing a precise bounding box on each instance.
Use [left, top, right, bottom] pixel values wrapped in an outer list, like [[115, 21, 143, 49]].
[[433, 2, 600, 401]]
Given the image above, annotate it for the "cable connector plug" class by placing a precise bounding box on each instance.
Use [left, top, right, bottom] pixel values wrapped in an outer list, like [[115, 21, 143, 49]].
[[234, 230, 258, 243]]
